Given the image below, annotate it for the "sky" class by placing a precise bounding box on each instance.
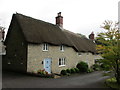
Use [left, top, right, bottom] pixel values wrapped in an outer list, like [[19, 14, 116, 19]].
[[0, 0, 120, 38]]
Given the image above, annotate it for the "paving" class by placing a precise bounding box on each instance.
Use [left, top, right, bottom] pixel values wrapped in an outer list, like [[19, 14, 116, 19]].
[[2, 71, 111, 88]]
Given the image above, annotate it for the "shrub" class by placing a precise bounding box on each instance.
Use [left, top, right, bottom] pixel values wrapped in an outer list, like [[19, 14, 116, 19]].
[[100, 64, 111, 71], [37, 69, 48, 75], [66, 69, 71, 73], [87, 68, 94, 73], [74, 68, 80, 73], [76, 61, 88, 72], [70, 68, 76, 73], [92, 64, 100, 71], [61, 70, 67, 75]]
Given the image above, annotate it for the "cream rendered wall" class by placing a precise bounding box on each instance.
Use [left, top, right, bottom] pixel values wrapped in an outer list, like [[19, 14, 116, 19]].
[[27, 44, 97, 74]]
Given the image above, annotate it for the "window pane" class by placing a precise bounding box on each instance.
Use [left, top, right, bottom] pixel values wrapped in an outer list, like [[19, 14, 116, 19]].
[[64, 58, 65, 65], [59, 58, 61, 65], [43, 44, 45, 50], [46, 44, 48, 50], [60, 45, 64, 51], [43, 43, 48, 51]]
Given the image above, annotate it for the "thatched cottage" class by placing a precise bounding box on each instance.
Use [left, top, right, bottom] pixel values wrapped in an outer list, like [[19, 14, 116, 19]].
[[3, 12, 100, 74]]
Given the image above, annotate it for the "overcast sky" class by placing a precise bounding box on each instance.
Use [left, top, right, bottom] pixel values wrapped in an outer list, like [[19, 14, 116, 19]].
[[0, 0, 119, 38]]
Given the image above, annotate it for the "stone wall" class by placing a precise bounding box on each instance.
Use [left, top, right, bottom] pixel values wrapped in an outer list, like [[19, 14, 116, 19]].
[[27, 44, 98, 74]]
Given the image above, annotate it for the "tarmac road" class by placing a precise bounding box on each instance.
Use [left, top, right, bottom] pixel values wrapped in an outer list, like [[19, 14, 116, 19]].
[[2, 71, 112, 88]]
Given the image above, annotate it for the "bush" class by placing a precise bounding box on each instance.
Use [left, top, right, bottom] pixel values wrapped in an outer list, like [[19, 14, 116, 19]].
[[74, 68, 80, 73], [87, 68, 94, 73], [92, 64, 100, 71], [70, 68, 76, 73], [66, 69, 71, 73], [36, 69, 54, 78], [105, 77, 120, 89], [76, 61, 88, 72], [37, 69, 48, 75], [61, 70, 67, 75], [100, 64, 110, 71]]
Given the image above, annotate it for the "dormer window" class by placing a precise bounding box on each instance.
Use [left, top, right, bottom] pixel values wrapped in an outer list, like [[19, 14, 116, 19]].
[[60, 45, 64, 51], [43, 43, 48, 51]]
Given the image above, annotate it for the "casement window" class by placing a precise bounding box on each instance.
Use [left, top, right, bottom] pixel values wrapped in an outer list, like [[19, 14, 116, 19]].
[[58, 58, 66, 66], [42, 43, 48, 51], [60, 45, 64, 51]]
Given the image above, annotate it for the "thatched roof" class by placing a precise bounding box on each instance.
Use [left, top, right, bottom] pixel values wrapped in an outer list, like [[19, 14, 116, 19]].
[[13, 13, 96, 53]]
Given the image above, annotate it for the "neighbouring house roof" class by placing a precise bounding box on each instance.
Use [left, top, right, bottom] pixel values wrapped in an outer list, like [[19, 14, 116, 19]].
[[7, 13, 97, 53]]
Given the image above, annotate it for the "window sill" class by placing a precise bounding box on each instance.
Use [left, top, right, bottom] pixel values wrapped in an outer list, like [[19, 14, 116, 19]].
[[42, 50, 48, 52], [59, 65, 66, 67], [60, 50, 64, 52]]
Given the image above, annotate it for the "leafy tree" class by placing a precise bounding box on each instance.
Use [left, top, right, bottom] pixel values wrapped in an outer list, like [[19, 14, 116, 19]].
[[96, 20, 120, 84]]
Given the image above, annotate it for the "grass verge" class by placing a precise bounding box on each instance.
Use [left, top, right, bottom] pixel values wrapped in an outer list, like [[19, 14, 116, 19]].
[[105, 77, 120, 89]]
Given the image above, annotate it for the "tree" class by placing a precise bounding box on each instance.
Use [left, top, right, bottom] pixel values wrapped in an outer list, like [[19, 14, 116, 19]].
[[96, 20, 120, 84]]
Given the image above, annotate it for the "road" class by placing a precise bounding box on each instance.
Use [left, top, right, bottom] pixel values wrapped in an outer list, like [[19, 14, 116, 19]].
[[2, 71, 111, 88]]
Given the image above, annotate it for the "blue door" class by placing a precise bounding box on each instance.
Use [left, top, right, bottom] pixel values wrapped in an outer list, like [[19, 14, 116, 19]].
[[44, 58, 51, 74]]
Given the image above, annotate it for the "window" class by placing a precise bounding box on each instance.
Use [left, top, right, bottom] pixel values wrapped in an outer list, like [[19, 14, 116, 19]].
[[43, 43, 48, 51], [58, 58, 66, 66], [60, 45, 64, 51]]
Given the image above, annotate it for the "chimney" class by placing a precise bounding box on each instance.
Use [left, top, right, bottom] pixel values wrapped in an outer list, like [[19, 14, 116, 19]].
[[56, 12, 63, 28], [0, 27, 5, 41], [89, 32, 94, 41]]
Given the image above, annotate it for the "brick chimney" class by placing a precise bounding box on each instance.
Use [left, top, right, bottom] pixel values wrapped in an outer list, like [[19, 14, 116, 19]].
[[89, 32, 94, 41], [0, 27, 5, 41], [56, 12, 63, 28]]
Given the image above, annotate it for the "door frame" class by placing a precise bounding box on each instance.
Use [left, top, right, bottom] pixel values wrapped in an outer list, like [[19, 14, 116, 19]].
[[43, 58, 52, 74]]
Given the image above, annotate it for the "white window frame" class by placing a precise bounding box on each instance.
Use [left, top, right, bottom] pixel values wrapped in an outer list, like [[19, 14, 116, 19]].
[[58, 58, 66, 67], [60, 45, 64, 51], [42, 43, 48, 51]]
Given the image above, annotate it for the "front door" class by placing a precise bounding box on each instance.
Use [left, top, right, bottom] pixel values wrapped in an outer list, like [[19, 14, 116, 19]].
[[44, 58, 51, 74]]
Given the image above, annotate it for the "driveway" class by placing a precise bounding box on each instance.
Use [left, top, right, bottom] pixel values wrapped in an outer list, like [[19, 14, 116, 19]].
[[2, 71, 111, 88]]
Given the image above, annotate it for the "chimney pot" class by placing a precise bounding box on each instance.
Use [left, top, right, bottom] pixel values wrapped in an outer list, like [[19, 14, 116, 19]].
[[89, 32, 94, 41], [58, 12, 61, 16]]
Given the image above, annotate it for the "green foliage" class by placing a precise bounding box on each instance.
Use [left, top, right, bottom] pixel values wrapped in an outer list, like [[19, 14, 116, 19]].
[[92, 64, 100, 71], [70, 68, 76, 73], [100, 64, 111, 71], [74, 68, 80, 73], [87, 68, 94, 73], [61, 70, 67, 75], [66, 69, 71, 73], [105, 77, 120, 89], [76, 61, 88, 72], [96, 20, 120, 84]]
